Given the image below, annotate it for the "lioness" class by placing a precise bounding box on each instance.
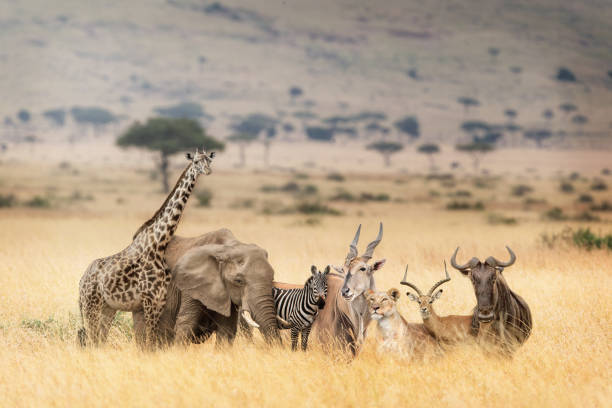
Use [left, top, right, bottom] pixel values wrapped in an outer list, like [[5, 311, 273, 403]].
[[366, 288, 439, 359]]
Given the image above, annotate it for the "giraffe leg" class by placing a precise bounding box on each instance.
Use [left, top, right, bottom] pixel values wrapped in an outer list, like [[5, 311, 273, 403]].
[[301, 327, 311, 351], [83, 294, 104, 346], [290, 327, 299, 351], [97, 304, 117, 344]]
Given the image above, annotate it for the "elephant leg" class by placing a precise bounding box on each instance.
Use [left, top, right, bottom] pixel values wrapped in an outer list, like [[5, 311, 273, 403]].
[[214, 304, 239, 347], [132, 310, 146, 348], [290, 327, 299, 351], [300, 326, 311, 351], [175, 296, 205, 344]]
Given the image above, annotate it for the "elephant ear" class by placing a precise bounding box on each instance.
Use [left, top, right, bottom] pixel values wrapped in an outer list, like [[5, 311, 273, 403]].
[[172, 244, 231, 317]]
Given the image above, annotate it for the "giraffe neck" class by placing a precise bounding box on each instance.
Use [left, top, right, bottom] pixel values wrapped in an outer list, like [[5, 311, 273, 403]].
[[151, 163, 199, 247]]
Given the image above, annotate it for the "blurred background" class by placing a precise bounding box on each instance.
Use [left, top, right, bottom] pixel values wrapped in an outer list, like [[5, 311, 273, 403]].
[[0, 0, 610, 219]]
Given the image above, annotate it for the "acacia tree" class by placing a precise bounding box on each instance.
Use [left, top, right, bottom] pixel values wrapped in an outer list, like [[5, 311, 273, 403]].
[[393, 116, 420, 142], [117, 117, 224, 192], [456, 142, 494, 172], [523, 129, 552, 148], [227, 133, 258, 167], [504, 109, 517, 122], [417, 143, 440, 170], [559, 103, 577, 117], [367, 141, 403, 167], [457, 97, 480, 115]]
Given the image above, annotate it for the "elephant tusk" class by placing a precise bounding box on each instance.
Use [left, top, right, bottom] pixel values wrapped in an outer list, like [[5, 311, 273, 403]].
[[242, 310, 260, 328], [276, 315, 292, 329]]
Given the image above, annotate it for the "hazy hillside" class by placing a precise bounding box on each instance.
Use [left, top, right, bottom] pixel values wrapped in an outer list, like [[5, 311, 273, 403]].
[[1, 0, 611, 151]]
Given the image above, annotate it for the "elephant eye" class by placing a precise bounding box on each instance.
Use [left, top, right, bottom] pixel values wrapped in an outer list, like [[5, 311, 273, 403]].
[[233, 276, 246, 286]]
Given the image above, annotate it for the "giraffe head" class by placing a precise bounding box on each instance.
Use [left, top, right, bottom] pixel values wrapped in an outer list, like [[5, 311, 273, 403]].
[[186, 148, 215, 175]]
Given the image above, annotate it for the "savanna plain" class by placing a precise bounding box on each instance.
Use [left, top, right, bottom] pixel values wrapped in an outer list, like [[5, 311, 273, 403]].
[[1, 153, 611, 408]]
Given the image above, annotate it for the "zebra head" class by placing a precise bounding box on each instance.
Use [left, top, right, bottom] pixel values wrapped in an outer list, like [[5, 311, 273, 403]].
[[309, 265, 330, 308]]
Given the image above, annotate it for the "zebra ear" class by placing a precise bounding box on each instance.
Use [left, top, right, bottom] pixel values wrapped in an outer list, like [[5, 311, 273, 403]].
[[185, 152, 193, 160], [323, 265, 330, 275], [311, 265, 317, 275]]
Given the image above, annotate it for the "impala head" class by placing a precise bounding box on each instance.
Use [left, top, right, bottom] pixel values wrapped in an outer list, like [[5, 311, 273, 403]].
[[450, 246, 516, 323], [186, 148, 215, 175], [308, 265, 329, 308], [365, 288, 400, 320], [401, 263, 451, 320], [335, 223, 386, 301]]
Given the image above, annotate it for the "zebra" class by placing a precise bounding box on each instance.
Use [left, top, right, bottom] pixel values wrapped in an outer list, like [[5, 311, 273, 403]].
[[273, 265, 329, 350]]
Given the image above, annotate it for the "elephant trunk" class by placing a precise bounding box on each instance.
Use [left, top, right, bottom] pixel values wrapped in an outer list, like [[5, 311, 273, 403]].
[[248, 284, 281, 344]]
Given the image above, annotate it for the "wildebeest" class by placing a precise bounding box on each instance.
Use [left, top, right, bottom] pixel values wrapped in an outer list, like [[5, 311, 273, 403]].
[[450, 246, 532, 355]]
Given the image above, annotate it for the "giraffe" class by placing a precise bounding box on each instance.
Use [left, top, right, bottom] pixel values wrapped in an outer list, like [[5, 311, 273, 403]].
[[78, 149, 215, 348]]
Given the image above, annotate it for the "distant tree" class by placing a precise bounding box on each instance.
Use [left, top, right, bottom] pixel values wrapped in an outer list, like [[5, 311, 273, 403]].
[[231, 113, 277, 138], [608, 70, 612, 79], [456, 142, 494, 171], [457, 97, 480, 114], [572, 114, 588, 135], [417, 143, 440, 170], [154, 102, 212, 121], [523, 129, 552, 148], [262, 126, 276, 166], [43, 109, 66, 127], [509, 66, 522, 74], [289, 86, 303, 99], [542, 109, 554, 128], [71, 106, 117, 136], [406, 68, 419, 80], [556, 67, 577, 82], [559, 103, 578, 116], [3, 117, 13, 126], [504, 109, 517, 122], [487, 47, 500, 62], [18, 109, 31, 123], [394, 116, 420, 141], [367, 141, 403, 167], [227, 133, 258, 167], [306, 127, 334, 142], [117, 117, 224, 192], [282, 122, 294, 133]]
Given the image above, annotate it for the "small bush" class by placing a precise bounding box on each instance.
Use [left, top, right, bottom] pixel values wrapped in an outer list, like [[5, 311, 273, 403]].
[[452, 190, 472, 197], [446, 201, 484, 211], [511, 184, 533, 197], [293, 172, 309, 180], [590, 201, 612, 212], [296, 201, 341, 216], [573, 211, 600, 222], [572, 228, 612, 250], [327, 172, 345, 182], [590, 180, 608, 191], [560, 182, 574, 193], [330, 189, 357, 202], [260, 184, 278, 193], [303, 184, 318, 194], [229, 198, 255, 209], [261, 200, 294, 215], [429, 190, 441, 197], [488, 213, 518, 225], [0, 194, 16, 207], [578, 194, 594, 203], [473, 178, 494, 189], [524, 197, 547, 206], [280, 182, 300, 192], [196, 189, 213, 207], [568, 172, 580, 181], [544, 207, 567, 221], [602, 168, 611, 176], [360, 192, 390, 202], [25, 196, 51, 208]]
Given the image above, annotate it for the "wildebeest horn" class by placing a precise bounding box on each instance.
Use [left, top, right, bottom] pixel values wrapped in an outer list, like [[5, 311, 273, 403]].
[[490, 246, 516, 268], [400, 265, 423, 296], [242, 310, 260, 328], [450, 247, 472, 271], [345, 224, 361, 265], [361, 222, 383, 261], [427, 261, 451, 296]]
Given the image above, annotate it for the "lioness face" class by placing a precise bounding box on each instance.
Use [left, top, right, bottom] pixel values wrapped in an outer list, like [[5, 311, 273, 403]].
[[366, 288, 400, 320]]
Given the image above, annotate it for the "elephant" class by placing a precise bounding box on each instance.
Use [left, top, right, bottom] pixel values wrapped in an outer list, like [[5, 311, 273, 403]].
[[132, 228, 281, 346]]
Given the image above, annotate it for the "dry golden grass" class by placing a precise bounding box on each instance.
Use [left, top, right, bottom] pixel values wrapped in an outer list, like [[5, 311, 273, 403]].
[[1, 163, 611, 407]]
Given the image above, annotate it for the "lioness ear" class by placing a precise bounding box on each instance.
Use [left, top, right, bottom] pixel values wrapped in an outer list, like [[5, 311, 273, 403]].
[[387, 288, 400, 301], [186, 152, 193, 160]]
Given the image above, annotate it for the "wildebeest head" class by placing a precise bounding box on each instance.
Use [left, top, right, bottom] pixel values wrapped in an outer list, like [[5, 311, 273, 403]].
[[450, 246, 516, 323], [334, 223, 386, 302]]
